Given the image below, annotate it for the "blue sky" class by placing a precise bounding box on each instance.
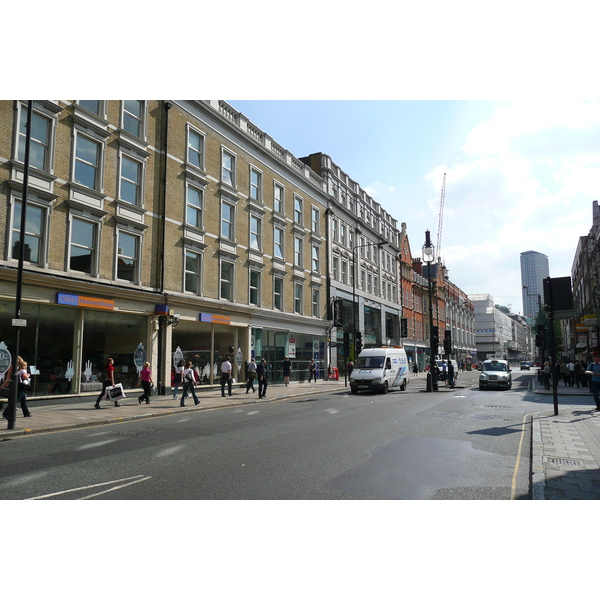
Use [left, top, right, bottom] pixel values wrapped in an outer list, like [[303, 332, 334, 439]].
[[227, 100, 600, 316]]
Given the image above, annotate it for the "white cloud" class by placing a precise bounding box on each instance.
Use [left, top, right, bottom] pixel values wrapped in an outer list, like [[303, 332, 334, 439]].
[[425, 101, 600, 313]]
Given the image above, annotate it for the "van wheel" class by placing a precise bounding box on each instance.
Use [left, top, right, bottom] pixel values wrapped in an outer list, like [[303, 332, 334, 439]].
[[400, 379, 406, 391], [383, 381, 388, 394], [350, 386, 358, 395]]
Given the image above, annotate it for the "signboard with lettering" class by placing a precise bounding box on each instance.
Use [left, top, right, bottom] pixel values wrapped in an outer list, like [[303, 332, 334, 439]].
[[57, 293, 114, 310]]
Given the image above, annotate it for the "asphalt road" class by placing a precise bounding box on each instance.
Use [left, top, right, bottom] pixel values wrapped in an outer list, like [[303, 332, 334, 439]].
[[0, 370, 539, 500]]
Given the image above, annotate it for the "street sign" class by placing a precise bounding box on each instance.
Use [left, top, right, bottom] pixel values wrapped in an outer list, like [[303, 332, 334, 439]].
[[236, 347, 243, 370], [12, 318, 27, 327]]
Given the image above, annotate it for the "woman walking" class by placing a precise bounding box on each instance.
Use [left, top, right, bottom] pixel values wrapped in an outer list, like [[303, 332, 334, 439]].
[[172, 359, 185, 400], [180, 361, 200, 407], [246, 358, 257, 393], [137, 362, 153, 405], [95, 358, 121, 409]]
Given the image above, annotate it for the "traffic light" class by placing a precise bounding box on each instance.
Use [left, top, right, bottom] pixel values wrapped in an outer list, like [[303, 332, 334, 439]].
[[431, 326, 439, 348], [444, 330, 452, 355], [356, 331, 363, 355], [535, 324, 545, 348]]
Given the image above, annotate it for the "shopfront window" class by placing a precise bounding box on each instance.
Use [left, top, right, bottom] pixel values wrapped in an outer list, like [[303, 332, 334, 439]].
[[82, 310, 148, 391]]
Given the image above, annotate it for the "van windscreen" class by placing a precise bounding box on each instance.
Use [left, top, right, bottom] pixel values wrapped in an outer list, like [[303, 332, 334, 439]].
[[356, 356, 384, 369]]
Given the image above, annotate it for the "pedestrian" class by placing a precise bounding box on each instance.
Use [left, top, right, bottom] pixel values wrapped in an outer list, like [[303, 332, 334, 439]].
[[172, 359, 185, 400], [581, 360, 589, 387], [543, 361, 551, 389], [180, 361, 200, 406], [308, 359, 317, 383], [137, 362, 153, 405], [574, 360, 582, 388], [2, 357, 31, 419], [447, 360, 455, 389], [94, 358, 121, 409], [567, 360, 575, 387], [246, 358, 257, 394], [586, 354, 600, 411], [346, 360, 354, 377], [220, 355, 233, 397], [560, 361, 569, 386], [412, 362, 419, 376], [257, 358, 268, 398], [282, 356, 292, 386]]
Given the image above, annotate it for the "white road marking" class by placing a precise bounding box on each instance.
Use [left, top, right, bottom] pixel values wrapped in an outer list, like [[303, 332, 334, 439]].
[[25, 474, 151, 500]]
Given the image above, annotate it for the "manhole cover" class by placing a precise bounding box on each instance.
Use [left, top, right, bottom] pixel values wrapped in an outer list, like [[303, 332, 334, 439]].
[[544, 457, 585, 468], [116, 427, 166, 437]]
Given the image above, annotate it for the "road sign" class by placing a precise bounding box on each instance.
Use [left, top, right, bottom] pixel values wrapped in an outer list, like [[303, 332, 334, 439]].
[[12, 318, 27, 327]]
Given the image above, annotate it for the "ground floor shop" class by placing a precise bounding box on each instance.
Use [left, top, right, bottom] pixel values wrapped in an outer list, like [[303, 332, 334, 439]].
[[0, 282, 329, 398]]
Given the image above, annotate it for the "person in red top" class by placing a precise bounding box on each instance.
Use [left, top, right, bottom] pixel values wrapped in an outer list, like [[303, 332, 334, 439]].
[[94, 357, 120, 409], [137, 362, 153, 405]]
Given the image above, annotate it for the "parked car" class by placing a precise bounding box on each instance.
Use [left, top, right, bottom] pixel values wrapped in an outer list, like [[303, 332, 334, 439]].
[[479, 359, 512, 390]]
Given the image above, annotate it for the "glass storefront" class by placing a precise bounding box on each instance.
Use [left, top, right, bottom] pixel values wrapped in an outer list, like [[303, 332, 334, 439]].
[[0, 300, 148, 396], [252, 328, 326, 383]]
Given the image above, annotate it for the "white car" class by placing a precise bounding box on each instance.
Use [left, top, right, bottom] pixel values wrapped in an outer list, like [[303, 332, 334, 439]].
[[479, 359, 512, 390]]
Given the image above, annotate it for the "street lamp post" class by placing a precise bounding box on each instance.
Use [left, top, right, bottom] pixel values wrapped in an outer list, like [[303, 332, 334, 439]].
[[352, 240, 387, 361], [423, 230, 438, 392]]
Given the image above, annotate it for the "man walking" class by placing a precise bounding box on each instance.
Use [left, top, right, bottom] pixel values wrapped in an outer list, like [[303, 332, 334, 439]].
[[220, 355, 233, 397], [447, 360, 455, 389], [257, 359, 269, 398]]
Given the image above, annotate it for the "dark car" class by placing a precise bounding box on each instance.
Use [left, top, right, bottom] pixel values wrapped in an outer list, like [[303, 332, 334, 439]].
[[520, 361, 531, 370]]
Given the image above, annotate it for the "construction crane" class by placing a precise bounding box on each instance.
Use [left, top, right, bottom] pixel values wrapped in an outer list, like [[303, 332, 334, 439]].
[[436, 173, 446, 257]]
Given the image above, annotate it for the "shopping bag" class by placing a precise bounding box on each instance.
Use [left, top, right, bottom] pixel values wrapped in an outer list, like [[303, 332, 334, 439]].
[[105, 383, 126, 402]]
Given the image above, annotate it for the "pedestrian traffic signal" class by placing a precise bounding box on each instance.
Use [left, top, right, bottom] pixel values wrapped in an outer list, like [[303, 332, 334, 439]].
[[444, 330, 452, 355], [535, 325, 545, 348], [431, 326, 439, 347], [356, 331, 363, 355]]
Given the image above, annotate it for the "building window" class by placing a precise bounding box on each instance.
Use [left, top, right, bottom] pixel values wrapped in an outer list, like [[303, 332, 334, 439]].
[[250, 168, 262, 202], [294, 283, 303, 314], [332, 219, 338, 242], [250, 215, 261, 251], [274, 227, 284, 259], [186, 185, 203, 229], [220, 261, 234, 300], [222, 149, 236, 187], [187, 128, 204, 169], [274, 277, 284, 310], [341, 260, 348, 284], [221, 202, 235, 240], [311, 207, 319, 233], [249, 270, 261, 306], [70, 217, 97, 274], [119, 154, 143, 205], [274, 183, 284, 213], [18, 109, 51, 171], [122, 100, 145, 138], [184, 249, 202, 294], [78, 100, 102, 115], [116, 230, 140, 283], [312, 288, 320, 318], [294, 196, 303, 225], [340, 223, 347, 247], [294, 237, 303, 268], [332, 256, 339, 280], [367, 272, 372, 293], [11, 201, 44, 265], [312, 245, 320, 273], [74, 134, 101, 190]]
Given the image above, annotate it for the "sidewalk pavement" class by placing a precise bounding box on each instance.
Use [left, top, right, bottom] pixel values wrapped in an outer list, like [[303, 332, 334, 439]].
[[530, 377, 600, 500]]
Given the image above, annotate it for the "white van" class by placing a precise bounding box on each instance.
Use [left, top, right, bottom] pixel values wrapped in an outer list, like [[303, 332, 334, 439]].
[[349, 347, 409, 394]]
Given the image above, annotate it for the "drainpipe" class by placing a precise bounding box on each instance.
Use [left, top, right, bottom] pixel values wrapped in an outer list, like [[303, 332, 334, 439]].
[[157, 101, 172, 395]]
